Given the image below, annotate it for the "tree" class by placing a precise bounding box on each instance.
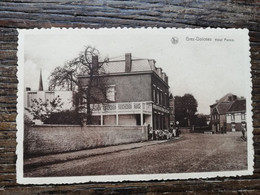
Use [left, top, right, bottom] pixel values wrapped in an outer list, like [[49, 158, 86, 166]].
[[25, 96, 63, 122], [174, 94, 198, 127], [194, 114, 208, 127], [48, 46, 109, 125]]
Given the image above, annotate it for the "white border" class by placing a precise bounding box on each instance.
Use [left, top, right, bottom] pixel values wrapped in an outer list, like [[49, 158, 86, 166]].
[[16, 28, 254, 184]]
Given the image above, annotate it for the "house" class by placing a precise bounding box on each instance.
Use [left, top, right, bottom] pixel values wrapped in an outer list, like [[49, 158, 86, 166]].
[[78, 53, 170, 130], [210, 93, 238, 133], [226, 98, 246, 132]]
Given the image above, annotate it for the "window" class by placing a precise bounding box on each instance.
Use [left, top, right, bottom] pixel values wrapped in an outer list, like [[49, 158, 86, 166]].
[[241, 113, 245, 120], [157, 90, 160, 104], [162, 93, 165, 106], [106, 85, 116, 101], [231, 114, 235, 121], [160, 92, 163, 105], [153, 88, 156, 102]]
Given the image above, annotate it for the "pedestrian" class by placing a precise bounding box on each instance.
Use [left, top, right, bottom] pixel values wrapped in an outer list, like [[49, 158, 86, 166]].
[[242, 126, 245, 138], [147, 124, 152, 140], [176, 126, 179, 137]]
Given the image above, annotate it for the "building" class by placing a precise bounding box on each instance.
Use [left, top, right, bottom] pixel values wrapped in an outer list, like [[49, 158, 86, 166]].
[[78, 53, 170, 130], [25, 89, 73, 111], [226, 98, 246, 132], [210, 93, 238, 133], [24, 71, 73, 122]]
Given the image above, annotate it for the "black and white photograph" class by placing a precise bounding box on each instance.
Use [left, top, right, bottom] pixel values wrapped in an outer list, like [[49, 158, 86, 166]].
[[17, 28, 253, 184]]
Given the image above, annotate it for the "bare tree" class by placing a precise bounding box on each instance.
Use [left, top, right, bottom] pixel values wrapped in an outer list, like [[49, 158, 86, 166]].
[[48, 46, 109, 125]]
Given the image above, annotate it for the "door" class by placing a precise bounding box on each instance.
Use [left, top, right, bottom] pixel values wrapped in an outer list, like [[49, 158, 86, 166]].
[[232, 124, 236, 132]]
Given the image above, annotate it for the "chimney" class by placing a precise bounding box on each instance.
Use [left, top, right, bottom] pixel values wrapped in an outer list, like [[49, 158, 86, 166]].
[[125, 53, 132, 72], [157, 68, 162, 78], [162, 72, 166, 81], [149, 59, 156, 71], [38, 69, 43, 91], [165, 75, 168, 84], [92, 55, 99, 75]]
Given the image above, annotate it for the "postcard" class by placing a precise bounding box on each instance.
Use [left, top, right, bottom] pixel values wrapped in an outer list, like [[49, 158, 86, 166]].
[[17, 28, 253, 184]]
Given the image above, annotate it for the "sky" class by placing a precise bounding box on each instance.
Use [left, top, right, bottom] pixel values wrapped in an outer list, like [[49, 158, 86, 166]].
[[21, 28, 251, 114]]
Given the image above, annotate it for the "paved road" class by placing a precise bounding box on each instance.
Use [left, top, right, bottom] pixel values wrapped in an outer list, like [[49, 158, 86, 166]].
[[25, 132, 247, 177]]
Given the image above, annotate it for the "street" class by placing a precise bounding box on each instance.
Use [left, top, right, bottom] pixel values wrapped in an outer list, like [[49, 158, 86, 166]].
[[25, 132, 247, 177]]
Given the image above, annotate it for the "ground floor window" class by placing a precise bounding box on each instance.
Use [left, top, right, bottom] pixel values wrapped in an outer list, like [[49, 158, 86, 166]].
[[153, 111, 169, 130], [241, 113, 246, 120], [231, 123, 236, 132]]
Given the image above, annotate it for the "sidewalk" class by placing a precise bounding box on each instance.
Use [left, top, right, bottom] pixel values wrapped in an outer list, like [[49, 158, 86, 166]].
[[24, 139, 178, 170]]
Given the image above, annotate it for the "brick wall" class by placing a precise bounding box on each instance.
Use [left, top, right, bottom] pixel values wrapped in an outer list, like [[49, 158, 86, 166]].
[[24, 124, 148, 156], [79, 73, 152, 103]]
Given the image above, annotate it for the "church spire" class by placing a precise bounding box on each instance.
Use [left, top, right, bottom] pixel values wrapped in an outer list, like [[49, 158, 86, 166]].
[[38, 69, 43, 91]]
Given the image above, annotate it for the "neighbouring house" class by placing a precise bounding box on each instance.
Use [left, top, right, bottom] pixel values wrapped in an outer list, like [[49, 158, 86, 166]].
[[24, 70, 73, 122], [210, 93, 238, 133], [226, 98, 246, 132], [25, 89, 73, 110], [78, 53, 170, 130]]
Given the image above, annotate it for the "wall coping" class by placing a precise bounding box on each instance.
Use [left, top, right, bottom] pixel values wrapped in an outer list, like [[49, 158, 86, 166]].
[[32, 124, 146, 128]]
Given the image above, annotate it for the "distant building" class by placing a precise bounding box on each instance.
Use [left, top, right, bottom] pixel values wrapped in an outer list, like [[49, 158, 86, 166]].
[[210, 93, 238, 133], [78, 53, 170, 130], [226, 98, 246, 132]]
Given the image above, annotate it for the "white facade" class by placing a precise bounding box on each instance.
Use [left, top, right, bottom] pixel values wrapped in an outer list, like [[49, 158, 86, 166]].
[[226, 112, 246, 124], [86, 101, 153, 126], [25, 90, 73, 110]]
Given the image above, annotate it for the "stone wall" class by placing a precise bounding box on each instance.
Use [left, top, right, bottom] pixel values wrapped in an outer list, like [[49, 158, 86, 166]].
[[24, 124, 148, 156]]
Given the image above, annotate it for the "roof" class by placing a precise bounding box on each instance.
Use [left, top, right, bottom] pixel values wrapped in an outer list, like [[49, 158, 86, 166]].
[[210, 93, 238, 115], [217, 93, 237, 103], [103, 59, 152, 73], [78, 55, 169, 85], [227, 99, 246, 113], [217, 102, 233, 115]]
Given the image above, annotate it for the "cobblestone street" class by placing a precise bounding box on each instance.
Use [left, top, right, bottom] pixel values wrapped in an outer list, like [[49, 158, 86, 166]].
[[25, 132, 247, 177]]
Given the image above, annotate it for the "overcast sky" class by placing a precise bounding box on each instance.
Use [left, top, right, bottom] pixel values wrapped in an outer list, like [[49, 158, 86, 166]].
[[21, 28, 250, 114]]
